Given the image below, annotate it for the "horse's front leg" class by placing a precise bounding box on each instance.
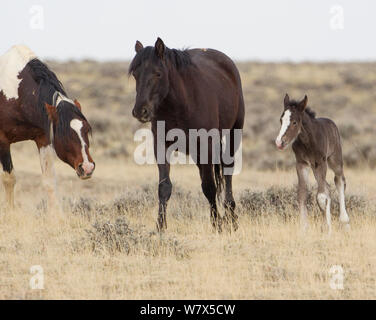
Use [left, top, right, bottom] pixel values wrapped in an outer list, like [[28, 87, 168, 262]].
[[0, 143, 16, 210], [157, 163, 172, 231], [36, 142, 60, 213], [313, 161, 331, 235]]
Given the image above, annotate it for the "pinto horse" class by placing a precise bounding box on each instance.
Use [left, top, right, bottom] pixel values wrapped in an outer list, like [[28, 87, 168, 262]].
[[0, 45, 95, 211], [275, 94, 350, 234], [129, 38, 244, 232]]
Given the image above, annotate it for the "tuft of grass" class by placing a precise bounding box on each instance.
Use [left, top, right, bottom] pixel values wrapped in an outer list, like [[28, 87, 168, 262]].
[[239, 186, 369, 219], [84, 218, 191, 259]]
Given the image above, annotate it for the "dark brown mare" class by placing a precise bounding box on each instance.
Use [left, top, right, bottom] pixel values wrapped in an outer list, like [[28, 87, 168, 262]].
[[129, 38, 244, 231], [275, 94, 350, 234], [0, 45, 95, 211]]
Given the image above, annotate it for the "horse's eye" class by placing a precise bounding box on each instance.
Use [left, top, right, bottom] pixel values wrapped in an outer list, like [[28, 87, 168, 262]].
[[293, 121, 297, 125], [155, 72, 162, 78]]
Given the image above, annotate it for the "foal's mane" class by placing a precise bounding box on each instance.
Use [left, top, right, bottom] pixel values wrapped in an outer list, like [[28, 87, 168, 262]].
[[27, 58, 90, 141], [288, 99, 316, 118], [128, 46, 192, 75]]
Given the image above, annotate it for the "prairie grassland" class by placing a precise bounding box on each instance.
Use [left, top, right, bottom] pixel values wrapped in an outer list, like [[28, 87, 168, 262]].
[[0, 144, 375, 299]]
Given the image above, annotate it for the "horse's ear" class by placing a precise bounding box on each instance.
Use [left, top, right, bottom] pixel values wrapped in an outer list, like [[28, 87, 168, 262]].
[[135, 40, 144, 53], [45, 103, 58, 123], [155, 37, 165, 59], [284, 93, 290, 109], [298, 95, 308, 112], [74, 99, 82, 111]]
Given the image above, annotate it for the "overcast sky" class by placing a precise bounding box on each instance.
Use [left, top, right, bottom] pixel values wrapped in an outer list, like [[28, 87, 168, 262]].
[[1, 0, 375, 61]]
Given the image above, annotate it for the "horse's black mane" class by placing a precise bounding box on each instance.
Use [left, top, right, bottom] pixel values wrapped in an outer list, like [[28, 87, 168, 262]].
[[27, 58, 66, 96], [288, 99, 316, 118], [128, 46, 191, 74], [26, 58, 89, 141]]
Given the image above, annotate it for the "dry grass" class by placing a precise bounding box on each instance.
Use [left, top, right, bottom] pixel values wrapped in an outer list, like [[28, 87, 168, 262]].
[[0, 151, 375, 299]]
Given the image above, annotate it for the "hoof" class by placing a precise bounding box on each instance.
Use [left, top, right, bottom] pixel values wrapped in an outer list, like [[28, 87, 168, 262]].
[[343, 223, 351, 232], [156, 216, 167, 232], [223, 215, 239, 233], [211, 217, 223, 233]]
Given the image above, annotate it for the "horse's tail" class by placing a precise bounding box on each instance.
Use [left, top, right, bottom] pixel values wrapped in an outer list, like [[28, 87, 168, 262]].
[[214, 163, 224, 201]]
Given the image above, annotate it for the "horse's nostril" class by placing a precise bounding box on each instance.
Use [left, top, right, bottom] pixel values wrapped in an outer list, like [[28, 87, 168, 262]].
[[141, 108, 148, 117], [77, 163, 84, 175]]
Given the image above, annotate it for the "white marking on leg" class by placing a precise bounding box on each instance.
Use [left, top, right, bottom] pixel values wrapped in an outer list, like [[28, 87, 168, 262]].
[[275, 110, 291, 146], [39, 145, 59, 211], [2, 171, 16, 209], [0, 45, 36, 99], [325, 197, 332, 235], [337, 177, 350, 226], [317, 193, 327, 211], [318, 192, 331, 235], [70, 119, 94, 173]]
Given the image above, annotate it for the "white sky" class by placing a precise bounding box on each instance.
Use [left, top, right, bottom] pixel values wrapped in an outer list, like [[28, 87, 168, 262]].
[[1, 0, 375, 61]]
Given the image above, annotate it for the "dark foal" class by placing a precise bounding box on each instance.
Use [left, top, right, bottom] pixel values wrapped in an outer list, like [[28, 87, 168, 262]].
[[129, 38, 244, 232], [275, 94, 350, 233], [0, 45, 95, 211]]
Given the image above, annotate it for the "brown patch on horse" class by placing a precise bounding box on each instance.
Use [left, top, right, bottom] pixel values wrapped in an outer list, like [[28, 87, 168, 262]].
[[74, 99, 82, 111], [45, 103, 58, 123]]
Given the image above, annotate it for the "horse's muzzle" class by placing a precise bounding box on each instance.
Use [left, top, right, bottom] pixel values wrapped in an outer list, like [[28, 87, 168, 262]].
[[76, 162, 95, 179], [132, 106, 153, 123], [275, 139, 286, 150]]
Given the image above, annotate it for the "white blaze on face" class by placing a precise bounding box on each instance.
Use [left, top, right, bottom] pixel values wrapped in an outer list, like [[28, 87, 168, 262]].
[[275, 110, 291, 147], [0, 45, 37, 100], [70, 119, 93, 174]]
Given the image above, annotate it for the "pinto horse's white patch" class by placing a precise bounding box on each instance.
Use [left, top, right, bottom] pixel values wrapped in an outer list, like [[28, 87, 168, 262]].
[[0, 45, 36, 100], [70, 119, 94, 175], [276, 110, 291, 146], [53, 91, 74, 106]]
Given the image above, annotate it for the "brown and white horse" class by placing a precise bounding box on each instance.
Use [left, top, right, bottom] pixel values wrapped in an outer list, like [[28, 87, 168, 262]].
[[0, 45, 95, 211]]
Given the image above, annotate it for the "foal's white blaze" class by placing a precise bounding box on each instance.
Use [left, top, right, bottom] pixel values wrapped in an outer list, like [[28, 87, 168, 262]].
[[275, 110, 291, 147], [70, 119, 94, 174], [0, 45, 36, 100]]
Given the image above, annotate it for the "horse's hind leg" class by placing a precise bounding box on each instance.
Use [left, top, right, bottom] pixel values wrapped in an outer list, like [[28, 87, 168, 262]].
[[313, 161, 332, 234], [328, 156, 350, 230], [222, 127, 240, 231], [223, 174, 238, 231], [334, 175, 350, 229], [0, 143, 15, 210], [199, 164, 222, 232]]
